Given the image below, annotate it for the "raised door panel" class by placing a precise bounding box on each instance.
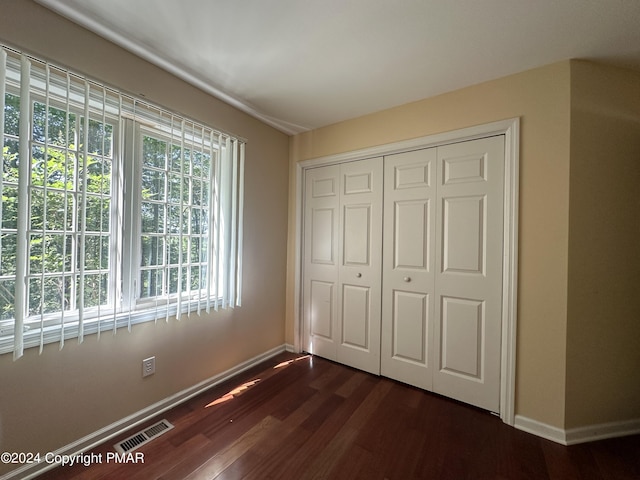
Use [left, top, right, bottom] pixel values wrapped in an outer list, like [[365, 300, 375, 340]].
[[391, 290, 429, 363], [381, 148, 436, 390], [310, 208, 336, 265], [433, 136, 504, 412], [303, 165, 340, 360], [441, 195, 485, 275], [309, 280, 334, 340], [440, 296, 484, 379], [341, 284, 371, 349], [343, 205, 372, 266], [337, 157, 383, 375], [394, 200, 430, 270]]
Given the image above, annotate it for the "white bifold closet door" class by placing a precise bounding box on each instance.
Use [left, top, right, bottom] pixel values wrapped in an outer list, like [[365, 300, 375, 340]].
[[303, 157, 383, 375], [303, 135, 504, 412], [381, 147, 437, 390], [381, 136, 505, 412]]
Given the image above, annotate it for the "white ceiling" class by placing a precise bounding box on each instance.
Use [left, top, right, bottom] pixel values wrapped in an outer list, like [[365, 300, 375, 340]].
[[37, 0, 640, 135]]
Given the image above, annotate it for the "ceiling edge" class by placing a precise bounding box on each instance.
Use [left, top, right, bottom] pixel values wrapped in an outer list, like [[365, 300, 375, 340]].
[[35, 0, 305, 135]]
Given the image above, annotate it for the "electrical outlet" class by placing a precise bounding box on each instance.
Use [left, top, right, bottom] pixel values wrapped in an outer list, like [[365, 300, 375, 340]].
[[142, 356, 155, 377]]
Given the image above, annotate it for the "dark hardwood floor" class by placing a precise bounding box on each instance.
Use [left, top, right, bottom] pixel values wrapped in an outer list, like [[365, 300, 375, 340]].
[[37, 352, 640, 479]]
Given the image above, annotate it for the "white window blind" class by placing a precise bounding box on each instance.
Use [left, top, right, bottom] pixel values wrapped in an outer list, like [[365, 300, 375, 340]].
[[0, 45, 245, 359]]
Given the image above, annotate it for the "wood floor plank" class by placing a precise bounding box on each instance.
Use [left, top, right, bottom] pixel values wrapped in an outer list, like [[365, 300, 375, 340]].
[[244, 367, 379, 479], [239, 377, 357, 479], [324, 443, 381, 480], [590, 435, 640, 480], [299, 426, 359, 480], [298, 378, 395, 479], [496, 426, 551, 480], [183, 415, 281, 480], [35, 353, 640, 480], [334, 369, 369, 398], [125, 433, 212, 480], [541, 440, 583, 480]]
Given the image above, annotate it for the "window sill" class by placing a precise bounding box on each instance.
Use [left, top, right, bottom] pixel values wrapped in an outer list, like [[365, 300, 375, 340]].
[[0, 298, 225, 356]]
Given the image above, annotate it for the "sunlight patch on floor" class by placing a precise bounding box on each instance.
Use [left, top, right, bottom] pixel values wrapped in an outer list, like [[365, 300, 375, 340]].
[[205, 379, 261, 407], [205, 355, 311, 408], [273, 355, 311, 369]]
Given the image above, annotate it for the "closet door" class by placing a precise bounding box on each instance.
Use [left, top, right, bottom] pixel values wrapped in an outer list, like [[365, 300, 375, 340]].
[[303, 136, 505, 411], [381, 148, 436, 389], [336, 158, 383, 375], [303, 158, 383, 375], [303, 165, 340, 360], [433, 136, 505, 413]]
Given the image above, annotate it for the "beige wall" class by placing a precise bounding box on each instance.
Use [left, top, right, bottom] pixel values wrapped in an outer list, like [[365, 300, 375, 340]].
[[566, 61, 640, 428], [288, 62, 573, 429], [0, 1, 289, 475]]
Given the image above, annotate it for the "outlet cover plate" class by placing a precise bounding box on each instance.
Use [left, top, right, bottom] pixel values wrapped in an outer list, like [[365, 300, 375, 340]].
[[142, 356, 155, 377]]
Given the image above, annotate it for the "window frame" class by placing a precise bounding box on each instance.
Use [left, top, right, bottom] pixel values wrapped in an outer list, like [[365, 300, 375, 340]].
[[0, 45, 245, 358], [124, 122, 223, 314], [0, 83, 123, 330]]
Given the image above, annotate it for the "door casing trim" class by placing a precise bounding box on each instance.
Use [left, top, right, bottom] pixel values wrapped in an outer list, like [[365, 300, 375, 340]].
[[294, 118, 519, 425]]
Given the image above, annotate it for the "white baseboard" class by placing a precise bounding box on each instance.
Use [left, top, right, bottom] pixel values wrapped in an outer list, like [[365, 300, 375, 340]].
[[1, 344, 289, 480], [514, 415, 567, 444], [565, 418, 640, 445], [514, 415, 640, 446]]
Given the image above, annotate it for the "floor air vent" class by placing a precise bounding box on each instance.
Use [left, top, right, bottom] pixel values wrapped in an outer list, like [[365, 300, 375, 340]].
[[114, 419, 174, 454]]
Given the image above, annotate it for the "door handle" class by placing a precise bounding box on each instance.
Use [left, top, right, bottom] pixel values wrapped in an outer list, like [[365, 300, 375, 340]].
[[403, 276, 411, 282], [356, 273, 362, 278]]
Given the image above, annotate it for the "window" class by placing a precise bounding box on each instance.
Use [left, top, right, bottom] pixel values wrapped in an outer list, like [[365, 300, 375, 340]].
[[0, 46, 244, 359], [137, 130, 212, 304]]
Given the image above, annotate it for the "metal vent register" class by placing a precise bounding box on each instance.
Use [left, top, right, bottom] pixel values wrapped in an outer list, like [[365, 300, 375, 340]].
[[114, 419, 174, 454]]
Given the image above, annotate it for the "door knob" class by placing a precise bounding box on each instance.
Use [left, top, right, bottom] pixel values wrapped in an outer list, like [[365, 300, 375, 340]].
[[356, 273, 362, 278], [403, 276, 411, 282]]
